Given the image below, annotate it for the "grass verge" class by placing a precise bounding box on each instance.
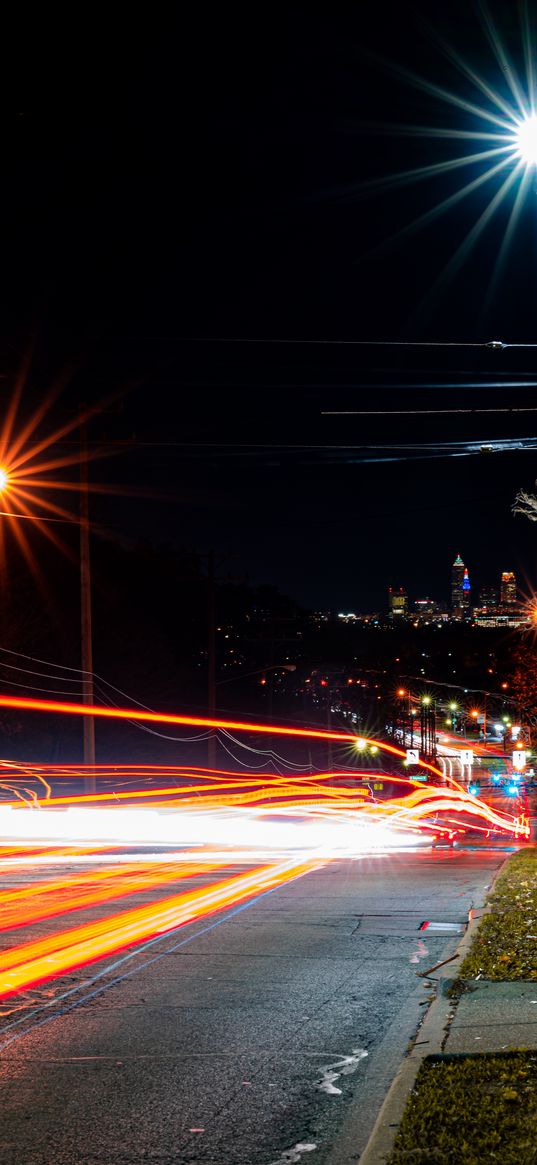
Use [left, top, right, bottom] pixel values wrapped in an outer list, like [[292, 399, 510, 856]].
[[458, 846, 537, 980], [387, 1052, 537, 1165]]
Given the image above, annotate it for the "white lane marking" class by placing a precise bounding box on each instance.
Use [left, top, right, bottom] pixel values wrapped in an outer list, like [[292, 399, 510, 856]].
[[423, 922, 464, 933], [268, 1143, 317, 1165], [317, 1047, 368, 1096]]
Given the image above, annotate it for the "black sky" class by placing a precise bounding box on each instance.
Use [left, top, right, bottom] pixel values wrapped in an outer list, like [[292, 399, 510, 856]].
[[2, 2, 537, 610]]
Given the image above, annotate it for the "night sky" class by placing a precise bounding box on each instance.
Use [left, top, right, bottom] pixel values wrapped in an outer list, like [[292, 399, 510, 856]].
[[2, 3, 537, 611]]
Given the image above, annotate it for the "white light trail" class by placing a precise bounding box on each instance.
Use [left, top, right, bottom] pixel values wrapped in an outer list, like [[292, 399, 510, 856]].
[[0, 805, 430, 857]]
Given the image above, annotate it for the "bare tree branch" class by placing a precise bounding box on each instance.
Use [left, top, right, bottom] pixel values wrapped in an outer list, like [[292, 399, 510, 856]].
[[513, 483, 537, 521]]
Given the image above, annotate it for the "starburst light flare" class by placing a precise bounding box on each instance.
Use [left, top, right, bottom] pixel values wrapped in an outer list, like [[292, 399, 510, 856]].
[[359, 4, 537, 306], [514, 113, 537, 164]]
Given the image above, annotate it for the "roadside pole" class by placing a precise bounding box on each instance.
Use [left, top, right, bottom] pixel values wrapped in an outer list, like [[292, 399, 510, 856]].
[[80, 415, 96, 792]]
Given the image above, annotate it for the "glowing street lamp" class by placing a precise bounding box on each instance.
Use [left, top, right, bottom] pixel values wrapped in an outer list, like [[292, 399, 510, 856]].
[[515, 115, 537, 166], [355, 18, 537, 307], [0, 400, 99, 787], [448, 701, 458, 730]]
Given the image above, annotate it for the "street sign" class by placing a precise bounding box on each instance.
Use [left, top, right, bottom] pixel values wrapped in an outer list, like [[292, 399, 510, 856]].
[[406, 749, 419, 764], [460, 750, 474, 766], [513, 750, 527, 771]]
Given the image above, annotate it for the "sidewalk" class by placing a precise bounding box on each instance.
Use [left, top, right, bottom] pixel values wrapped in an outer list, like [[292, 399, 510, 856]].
[[360, 848, 537, 1164]]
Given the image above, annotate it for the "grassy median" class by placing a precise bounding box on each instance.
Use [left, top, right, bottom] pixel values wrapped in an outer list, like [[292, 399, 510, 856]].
[[387, 1052, 537, 1165], [458, 846, 537, 981]]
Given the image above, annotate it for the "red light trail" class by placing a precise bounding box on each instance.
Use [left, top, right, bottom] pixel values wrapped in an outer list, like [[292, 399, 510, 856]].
[[0, 693, 441, 768], [0, 857, 321, 999], [0, 858, 233, 932], [0, 695, 528, 1004]]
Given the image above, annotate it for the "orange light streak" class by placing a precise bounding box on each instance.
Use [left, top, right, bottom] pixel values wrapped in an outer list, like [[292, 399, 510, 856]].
[[0, 857, 320, 999], [0, 692, 382, 738], [0, 695, 448, 781], [0, 757, 524, 841], [0, 858, 231, 931]]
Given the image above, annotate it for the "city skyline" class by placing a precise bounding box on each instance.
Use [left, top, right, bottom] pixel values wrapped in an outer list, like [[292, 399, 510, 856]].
[[350, 559, 529, 621]]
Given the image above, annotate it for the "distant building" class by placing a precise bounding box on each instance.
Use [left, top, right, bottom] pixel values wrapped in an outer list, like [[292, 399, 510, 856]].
[[478, 586, 499, 609], [500, 571, 517, 606], [451, 555, 466, 613], [413, 598, 447, 623], [414, 597, 437, 616], [388, 587, 408, 620], [461, 567, 471, 611]]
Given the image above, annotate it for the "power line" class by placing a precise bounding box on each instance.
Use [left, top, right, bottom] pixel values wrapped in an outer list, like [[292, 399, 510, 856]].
[[322, 407, 537, 416], [181, 337, 515, 348]]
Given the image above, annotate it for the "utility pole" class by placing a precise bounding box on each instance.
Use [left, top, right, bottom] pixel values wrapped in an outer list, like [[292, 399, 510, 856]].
[[420, 700, 437, 761], [80, 415, 95, 792], [207, 549, 216, 768], [267, 620, 275, 721]]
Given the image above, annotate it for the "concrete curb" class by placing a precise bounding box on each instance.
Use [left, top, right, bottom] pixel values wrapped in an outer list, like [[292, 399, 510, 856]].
[[358, 851, 512, 1165]]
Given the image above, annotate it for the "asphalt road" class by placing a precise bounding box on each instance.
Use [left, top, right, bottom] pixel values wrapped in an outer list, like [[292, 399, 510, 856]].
[[0, 843, 509, 1165]]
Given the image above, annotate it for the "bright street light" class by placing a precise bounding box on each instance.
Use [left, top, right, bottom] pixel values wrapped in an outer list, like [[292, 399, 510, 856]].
[[515, 115, 537, 165], [0, 467, 9, 492]]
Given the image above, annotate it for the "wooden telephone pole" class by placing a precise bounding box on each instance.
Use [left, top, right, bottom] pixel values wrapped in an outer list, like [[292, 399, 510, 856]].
[[80, 415, 95, 791], [207, 549, 217, 768]]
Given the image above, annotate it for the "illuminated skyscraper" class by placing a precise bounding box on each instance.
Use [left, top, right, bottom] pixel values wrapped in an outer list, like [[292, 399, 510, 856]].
[[478, 585, 498, 609], [461, 567, 471, 610], [500, 571, 517, 606], [451, 555, 465, 611], [388, 587, 408, 619], [384, 582, 405, 619]]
